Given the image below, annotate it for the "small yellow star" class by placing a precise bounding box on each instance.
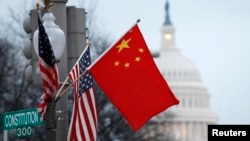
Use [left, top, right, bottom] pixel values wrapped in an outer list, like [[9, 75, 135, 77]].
[[135, 57, 141, 62], [114, 61, 120, 66], [116, 38, 132, 53], [124, 62, 130, 68], [138, 48, 144, 53]]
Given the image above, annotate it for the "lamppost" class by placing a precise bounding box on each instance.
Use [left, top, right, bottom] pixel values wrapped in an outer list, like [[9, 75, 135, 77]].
[[23, 0, 87, 140], [48, 1, 68, 141]]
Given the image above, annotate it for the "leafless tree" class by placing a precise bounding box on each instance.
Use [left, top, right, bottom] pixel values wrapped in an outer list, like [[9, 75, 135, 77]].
[[0, 0, 175, 140], [0, 38, 45, 141]]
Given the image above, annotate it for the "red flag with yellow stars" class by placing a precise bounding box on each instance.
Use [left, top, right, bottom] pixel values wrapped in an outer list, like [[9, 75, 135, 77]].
[[88, 24, 179, 131]]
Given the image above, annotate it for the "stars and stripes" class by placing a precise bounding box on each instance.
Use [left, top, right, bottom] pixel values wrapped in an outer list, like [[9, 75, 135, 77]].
[[67, 47, 98, 141], [36, 15, 59, 119]]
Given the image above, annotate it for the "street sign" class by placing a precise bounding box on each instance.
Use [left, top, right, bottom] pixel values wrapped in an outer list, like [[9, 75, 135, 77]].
[[16, 126, 32, 138], [2, 108, 44, 130]]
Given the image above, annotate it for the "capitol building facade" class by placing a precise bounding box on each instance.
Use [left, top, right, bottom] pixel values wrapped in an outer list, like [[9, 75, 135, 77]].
[[137, 2, 218, 141]]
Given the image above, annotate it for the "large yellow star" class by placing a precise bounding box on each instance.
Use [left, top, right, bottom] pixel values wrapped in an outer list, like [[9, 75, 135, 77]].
[[116, 38, 132, 53]]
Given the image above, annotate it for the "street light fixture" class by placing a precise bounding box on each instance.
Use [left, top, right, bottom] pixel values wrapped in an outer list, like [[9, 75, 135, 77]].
[[33, 11, 65, 61]]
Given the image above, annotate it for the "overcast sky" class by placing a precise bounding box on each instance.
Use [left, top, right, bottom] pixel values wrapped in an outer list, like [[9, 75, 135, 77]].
[[71, 0, 250, 125], [1, 0, 250, 125]]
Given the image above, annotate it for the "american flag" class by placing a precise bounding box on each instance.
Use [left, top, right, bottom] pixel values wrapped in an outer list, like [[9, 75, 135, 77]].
[[67, 46, 98, 141], [36, 15, 59, 119]]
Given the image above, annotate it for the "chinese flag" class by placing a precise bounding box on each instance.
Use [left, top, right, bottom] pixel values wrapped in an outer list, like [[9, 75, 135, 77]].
[[89, 24, 179, 131]]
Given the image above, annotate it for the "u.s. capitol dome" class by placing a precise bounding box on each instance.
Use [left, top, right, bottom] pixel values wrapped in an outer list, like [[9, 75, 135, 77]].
[[139, 1, 218, 141]]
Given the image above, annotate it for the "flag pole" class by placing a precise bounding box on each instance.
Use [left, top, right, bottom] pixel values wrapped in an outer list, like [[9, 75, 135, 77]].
[[54, 77, 69, 99], [55, 42, 92, 102], [87, 19, 140, 70], [55, 69, 88, 102], [36, 3, 41, 19]]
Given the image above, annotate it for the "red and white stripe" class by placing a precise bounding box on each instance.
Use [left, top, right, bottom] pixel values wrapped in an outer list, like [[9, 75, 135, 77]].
[[37, 59, 59, 119], [67, 64, 98, 141]]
